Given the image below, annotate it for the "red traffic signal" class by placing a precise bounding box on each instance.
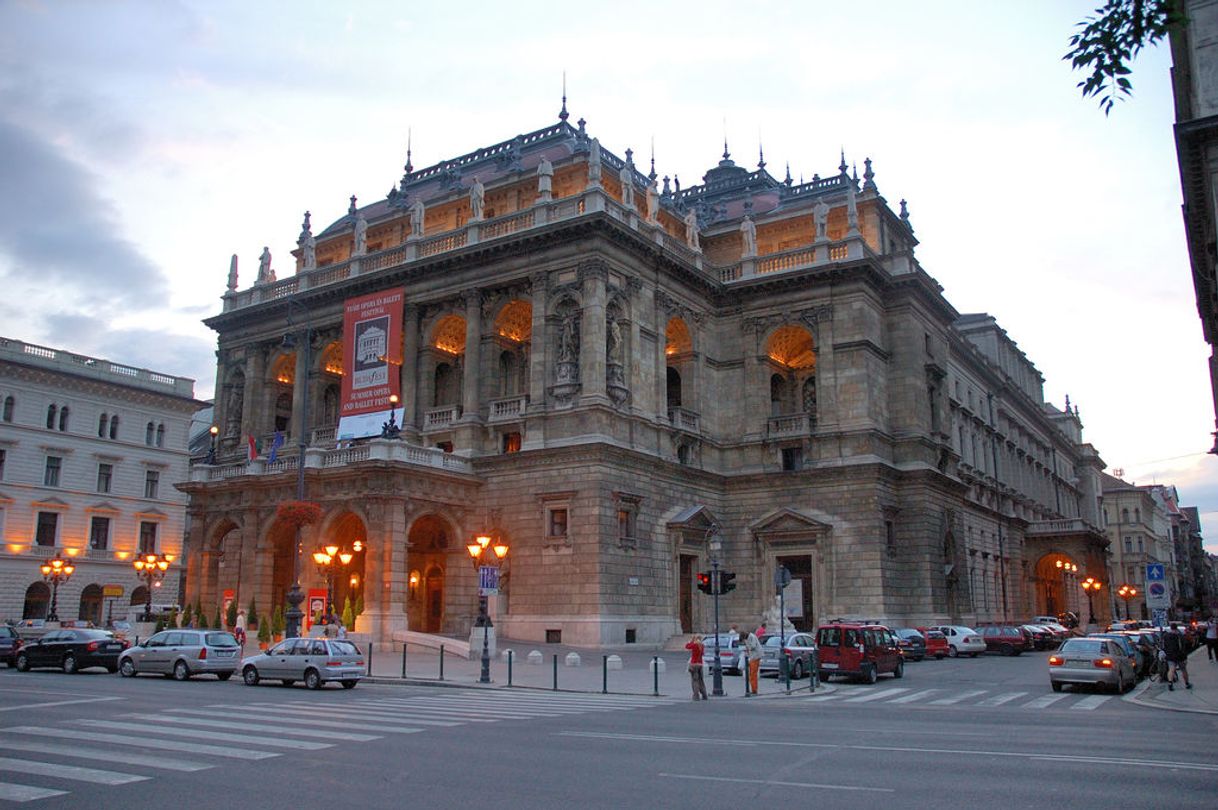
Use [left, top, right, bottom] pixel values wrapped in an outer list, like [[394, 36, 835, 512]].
[[697, 571, 713, 594]]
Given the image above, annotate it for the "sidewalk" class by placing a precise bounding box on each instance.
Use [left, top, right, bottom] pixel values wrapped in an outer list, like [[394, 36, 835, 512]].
[[1126, 647, 1218, 715], [354, 637, 831, 700]]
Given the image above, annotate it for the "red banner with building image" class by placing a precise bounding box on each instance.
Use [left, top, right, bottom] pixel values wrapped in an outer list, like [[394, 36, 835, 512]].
[[338, 289, 404, 440]]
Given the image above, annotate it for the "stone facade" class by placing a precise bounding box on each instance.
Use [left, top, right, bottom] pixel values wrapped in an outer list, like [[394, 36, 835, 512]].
[[182, 115, 1112, 649], [0, 338, 199, 624]]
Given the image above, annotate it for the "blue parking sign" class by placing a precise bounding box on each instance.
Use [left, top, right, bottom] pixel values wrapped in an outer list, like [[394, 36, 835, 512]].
[[1146, 563, 1165, 582], [479, 565, 499, 596]]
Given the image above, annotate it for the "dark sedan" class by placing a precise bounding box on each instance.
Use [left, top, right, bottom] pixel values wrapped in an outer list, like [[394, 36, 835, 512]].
[[892, 628, 927, 661], [1, 625, 23, 667], [15, 629, 128, 673]]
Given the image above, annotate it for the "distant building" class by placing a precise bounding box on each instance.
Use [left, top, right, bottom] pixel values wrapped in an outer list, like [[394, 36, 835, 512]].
[[0, 338, 200, 623], [181, 111, 1113, 648]]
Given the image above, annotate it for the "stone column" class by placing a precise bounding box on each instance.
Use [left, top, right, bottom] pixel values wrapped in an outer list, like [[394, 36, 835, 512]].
[[401, 304, 420, 430], [654, 296, 667, 420], [461, 289, 481, 420], [291, 339, 308, 444], [527, 272, 548, 410], [356, 497, 409, 644], [183, 513, 206, 609], [240, 347, 265, 441], [580, 261, 608, 403]]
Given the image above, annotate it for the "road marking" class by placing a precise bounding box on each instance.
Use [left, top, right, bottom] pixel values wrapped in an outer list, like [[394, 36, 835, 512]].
[[0, 739, 211, 772], [353, 701, 537, 719], [72, 720, 332, 750], [928, 690, 987, 705], [4, 727, 276, 760], [1070, 695, 1112, 710], [844, 688, 910, 703], [0, 756, 148, 785], [976, 692, 1028, 707], [145, 714, 382, 742], [658, 773, 894, 793], [0, 697, 124, 713], [201, 705, 443, 730], [0, 781, 67, 802], [889, 689, 940, 704], [244, 701, 491, 724], [1023, 694, 1070, 709], [802, 694, 845, 703]]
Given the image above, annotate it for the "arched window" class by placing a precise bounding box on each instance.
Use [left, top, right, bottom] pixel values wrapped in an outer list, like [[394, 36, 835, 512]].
[[58, 405, 69, 432], [666, 367, 682, 408], [434, 362, 456, 407], [498, 350, 518, 397], [46, 404, 57, 429], [802, 376, 817, 426], [109, 414, 120, 440], [322, 384, 340, 427], [770, 374, 788, 417], [1135, 507, 1141, 524], [98, 413, 108, 438], [145, 422, 155, 445], [1121, 508, 1130, 524], [155, 424, 165, 448], [2, 395, 13, 422], [22, 582, 50, 620], [274, 392, 292, 432]]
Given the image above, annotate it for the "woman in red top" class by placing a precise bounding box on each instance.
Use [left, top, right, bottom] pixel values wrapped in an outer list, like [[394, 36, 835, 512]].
[[685, 634, 708, 700]]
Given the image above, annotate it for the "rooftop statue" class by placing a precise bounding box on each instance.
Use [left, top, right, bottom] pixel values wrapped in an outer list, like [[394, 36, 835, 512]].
[[537, 155, 553, 199], [619, 160, 635, 209], [227, 254, 238, 291], [684, 209, 701, 251], [646, 180, 659, 224], [588, 138, 602, 186], [353, 211, 368, 257], [410, 198, 426, 238], [301, 232, 316, 271], [813, 198, 830, 241], [469, 177, 485, 221], [257, 247, 273, 285], [740, 216, 757, 258]]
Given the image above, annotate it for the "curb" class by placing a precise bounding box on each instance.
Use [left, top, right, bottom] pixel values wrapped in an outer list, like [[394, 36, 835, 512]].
[[1123, 677, 1218, 715]]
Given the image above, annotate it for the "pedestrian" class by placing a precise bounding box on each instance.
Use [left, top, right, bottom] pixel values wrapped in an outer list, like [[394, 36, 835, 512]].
[[337, 622, 347, 640], [1163, 622, 1192, 690], [233, 624, 246, 648], [741, 629, 762, 696], [236, 609, 247, 634], [1205, 617, 1218, 662], [755, 621, 768, 639], [685, 634, 708, 700], [323, 615, 338, 639]]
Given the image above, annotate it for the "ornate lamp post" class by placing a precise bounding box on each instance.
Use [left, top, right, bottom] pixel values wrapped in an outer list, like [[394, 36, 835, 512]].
[[311, 544, 353, 619], [206, 425, 219, 464], [40, 552, 75, 623], [381, 393, 401, 439], [132, 553, 171, 622], [706, 522, 724, 697], [281, 314, 314, 640], [1081, 576, 1101, 626], [1117, 584, 1139, 620], [467, 532, 508, 684]]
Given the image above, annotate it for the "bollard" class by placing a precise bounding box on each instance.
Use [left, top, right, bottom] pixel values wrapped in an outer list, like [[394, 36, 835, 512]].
[[508, 649, 514, 687], [652, 656, 659, 696], [811, 648, 819, 691], [439, 644, 445, 681], [401, 644, 408, 678], [602, 655, 608, 694], [780, 655, 790, 694], [368, 641, 374, 677], [552, 654, 558, 691]]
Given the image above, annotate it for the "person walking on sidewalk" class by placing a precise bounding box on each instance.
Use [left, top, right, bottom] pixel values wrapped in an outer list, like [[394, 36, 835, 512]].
[[1205, 617, 1218, 662], [1164, 622, 1192, 690], [685, 634, 708, 700], [741, 629, 763, 696]]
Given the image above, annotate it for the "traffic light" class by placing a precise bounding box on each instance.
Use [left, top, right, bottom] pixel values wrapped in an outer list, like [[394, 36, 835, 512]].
[[720, 571, 737, 594], [696, 571, 713, 594]]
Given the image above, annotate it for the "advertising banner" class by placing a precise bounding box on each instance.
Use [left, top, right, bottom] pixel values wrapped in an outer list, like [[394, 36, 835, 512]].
[[338, 289, 405, 440]]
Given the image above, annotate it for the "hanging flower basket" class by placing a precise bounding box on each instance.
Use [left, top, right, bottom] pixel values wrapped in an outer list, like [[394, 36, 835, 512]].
[[276, 500, 323, 527]]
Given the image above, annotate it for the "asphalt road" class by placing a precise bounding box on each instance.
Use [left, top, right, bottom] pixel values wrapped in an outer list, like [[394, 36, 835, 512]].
[[0, 650, 1215, 809]]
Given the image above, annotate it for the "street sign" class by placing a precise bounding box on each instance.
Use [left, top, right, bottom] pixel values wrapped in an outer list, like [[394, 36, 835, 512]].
[[1145, 563, 1170, 610], [102, 584, 124, 598], [1145, 563, 1165, 582], [479, 565, 499, 596]]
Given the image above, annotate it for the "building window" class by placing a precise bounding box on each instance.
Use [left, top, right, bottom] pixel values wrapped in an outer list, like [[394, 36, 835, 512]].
[[617, 508, 632, 542], [1137, 536, 1143, 553], [1124, 538, 1132, 553], [781, 447, 804, 471], [138, 521, 157, 554], [35, 512, 58, 546], [44, 456, 62, 487], [89, 516, 110, 550], [0, 448, 5, 480], [677, 444, 691, 465], [145, 422, 155, 446], [98, 413, 108, 437], [155, 424, 165, 448], [435, 441, 453, 453], [46, 404, 57, 429], [97, 463, 113, 493], [109, 414, 120, 440], [144, 470, 160, 499], [501, 432, 521, 454], [548, 508, 568, 539], [58, 406, 69, 432], [2, 395, 13, 422]]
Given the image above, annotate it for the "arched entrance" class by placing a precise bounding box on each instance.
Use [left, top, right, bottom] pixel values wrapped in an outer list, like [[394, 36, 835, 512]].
[[130, 586, 149, 617], [1035, 553, 1080, 618], [268, 520, 298, 622], [408, 514, 453, 634], [324, 511, 368, 625], [23, 582, 50, 620], [79, 584, 103, 626]]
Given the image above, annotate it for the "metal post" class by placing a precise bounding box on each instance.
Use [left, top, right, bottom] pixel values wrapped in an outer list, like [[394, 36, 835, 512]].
[[401, 644, 407, 678], [602, 655, 608, 694], [652, 656, 659, 697], [552, 654, 558, 691], [439, 644, 444, 680], [507, 649, 513, 687], [48, 579, 61, 623], [711, 559, 723, 697], [367, 641, 373, 676], [479, 594, 491, 684]]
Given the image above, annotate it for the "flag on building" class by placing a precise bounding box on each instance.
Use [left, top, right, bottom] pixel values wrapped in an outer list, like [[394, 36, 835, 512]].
[[247, 434, 261, 461], [267, 431, 285, 463]]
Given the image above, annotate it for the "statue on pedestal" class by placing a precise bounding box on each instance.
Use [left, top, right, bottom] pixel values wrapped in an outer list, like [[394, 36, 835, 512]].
[[353, 211, 368, 256], [587, 138, 602, 186], [301, 232, 316, 271], [537, 155, 553, 199], [257, 247, 273, 284], [813, 199, 830, 241], [740, 216, 757, 258], [469, 177, 485, 221], [619, 161, 635, 209], [646, 180, 659, 224], [684, 209, 700, 251], [410, 198, 426, 238]]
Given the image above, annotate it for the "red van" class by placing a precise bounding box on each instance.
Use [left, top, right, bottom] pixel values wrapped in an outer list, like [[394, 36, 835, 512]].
[[815, 622, 903, 684]]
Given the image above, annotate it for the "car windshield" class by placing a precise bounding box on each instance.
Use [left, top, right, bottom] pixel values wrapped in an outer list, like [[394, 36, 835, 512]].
[[1061, 639, 1106, 655], [205, 632, 238, 647], [77, 629, 114, 640], [329, 640, 360, 656]]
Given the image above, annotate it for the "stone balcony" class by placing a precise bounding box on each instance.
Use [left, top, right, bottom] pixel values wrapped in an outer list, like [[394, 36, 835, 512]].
[[767, 413, 813, 438], [189, 438, 474, 483], [424, 405, 461, 431], [488, 395, 527, 423], [667, 407, 700, 433]]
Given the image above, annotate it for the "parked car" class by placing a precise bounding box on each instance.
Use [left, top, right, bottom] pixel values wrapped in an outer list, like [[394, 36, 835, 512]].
[[815, 622, 903, 684], [1021, 625, 1057, 651], [705, 632, 746, 675], [917, 628, 950, 659], [118, 629, 241, 681], [0, 625, 23, 667], [891, 628, 927, 661], [1088, 633, 1143, 677], [759, 632, 817, 679], [15, 629, 128, 673], [929, 625, 986, 658], [1049, 637, 1136, 693], [979, 625, 1030, 656], [240, 637, 365, 689], [107, 620, 133, 641]]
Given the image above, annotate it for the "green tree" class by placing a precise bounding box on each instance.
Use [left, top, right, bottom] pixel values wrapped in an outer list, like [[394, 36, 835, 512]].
[[181, 603, 193, 628], [341, 601, 355, 630], [226, 599, 238, 629], [258, 619, 271, 646], [247, 598, 258, 630], [194, 600, 204, 627], [154, 617, 166, 633], [212, 608, 222, 630], [272, 606, 285, 638], [1065, 0, 1183, 114]]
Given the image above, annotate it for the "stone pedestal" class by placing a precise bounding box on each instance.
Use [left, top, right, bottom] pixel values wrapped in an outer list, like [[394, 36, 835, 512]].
[[468, 624, 497, 660]]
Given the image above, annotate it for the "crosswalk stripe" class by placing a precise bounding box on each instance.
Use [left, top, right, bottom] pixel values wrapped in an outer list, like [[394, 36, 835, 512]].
[[0, 781, 67, 802], [349, 701, 544, 719], [977, 692, 1028, 707], [72, 720, 331, 751], [149, 714, 382, 742], [1071, 695, 1112, 710], [240, 701, 493, 724], [1023, 694, 1071, 709], [0, 739, 211, 772], [889, 689, 939, 704], [844, 688, 910, 703], [412, 696, 657, 713], [204, 705, 450, 730], [377, 698, 590, 715], [802, 694, 845, 702], [458, 692, 669, 707], [3, 727, 276, 761], [0, 756, 148, 786], [928, 690, 988, 705]]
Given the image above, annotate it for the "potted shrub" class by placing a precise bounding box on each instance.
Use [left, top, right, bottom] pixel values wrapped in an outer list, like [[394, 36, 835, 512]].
[[257, 619, 271, 650], [272, 606, 285, 641], [182, 603, 193, 628], [212, 608, 221, 630], [226, 599, 238, 631]]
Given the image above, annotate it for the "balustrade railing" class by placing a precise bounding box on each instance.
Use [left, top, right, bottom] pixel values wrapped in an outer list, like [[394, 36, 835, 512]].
[[419, 232, 467, 257], [311, 427, 337, 447], [757, 247, 816, 275], [767, 413, 812, 437], [488, 395, 527, 422], [322, 445, 370, 467], [480, 210, 534, 239], [667, 407, 700, 432], [425, 405, 460, 430]]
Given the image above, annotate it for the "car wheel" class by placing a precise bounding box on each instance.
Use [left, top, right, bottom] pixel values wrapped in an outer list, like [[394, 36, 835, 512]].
[[217, 672, 233, 682], [305, 668, 322, 690], [119, 659, 137, 678], [106, 665, 117, 674], [948, 645, 958, 658], [862, 664, 878, 685], [173, 660, 191, 681], [15, 653, 30, 672], [1000, 644, 1014, 656], [893, 660, 904, 679], [1051, 681, 1063, 692], [341, 680, 357, 690], [792, 659, 804, 680], [62, 654, 78, 674], [1114, 673, 1126, 694], [242, 666, 260, 686]]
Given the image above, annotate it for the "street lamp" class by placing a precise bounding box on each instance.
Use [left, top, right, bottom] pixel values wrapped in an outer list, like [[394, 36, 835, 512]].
[[40, 552, 75, 623], [206, 425, 219, 464], [1117, 584, 1139, 620], [467, 532, 508, 684], [1081, 576, 1101, 626], [381, 393, 401, 439], [707, 522, 724, 697], [132, 552, 171, 622], [311, 543, 354, 620]]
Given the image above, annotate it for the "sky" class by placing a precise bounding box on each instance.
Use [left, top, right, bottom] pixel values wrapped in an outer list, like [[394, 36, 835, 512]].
[[2, 1, 1216, 552]]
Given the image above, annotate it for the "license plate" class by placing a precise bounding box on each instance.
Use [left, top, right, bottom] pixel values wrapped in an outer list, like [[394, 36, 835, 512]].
[[104, 644, 121, 651], [215, 651, 236, 658], [1067, 659, 1090, 666], [821, 662, 838, 669]]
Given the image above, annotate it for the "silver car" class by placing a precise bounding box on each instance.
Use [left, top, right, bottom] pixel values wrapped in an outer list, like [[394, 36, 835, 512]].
[[240, 637, 365, 689], [1049, 637, 1137, 693], [118, 629, 241, 681], [759, 632, 817, 678]]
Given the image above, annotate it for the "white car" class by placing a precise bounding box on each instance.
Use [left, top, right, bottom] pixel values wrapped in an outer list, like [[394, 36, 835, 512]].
[[930, 625, 986, 657]]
